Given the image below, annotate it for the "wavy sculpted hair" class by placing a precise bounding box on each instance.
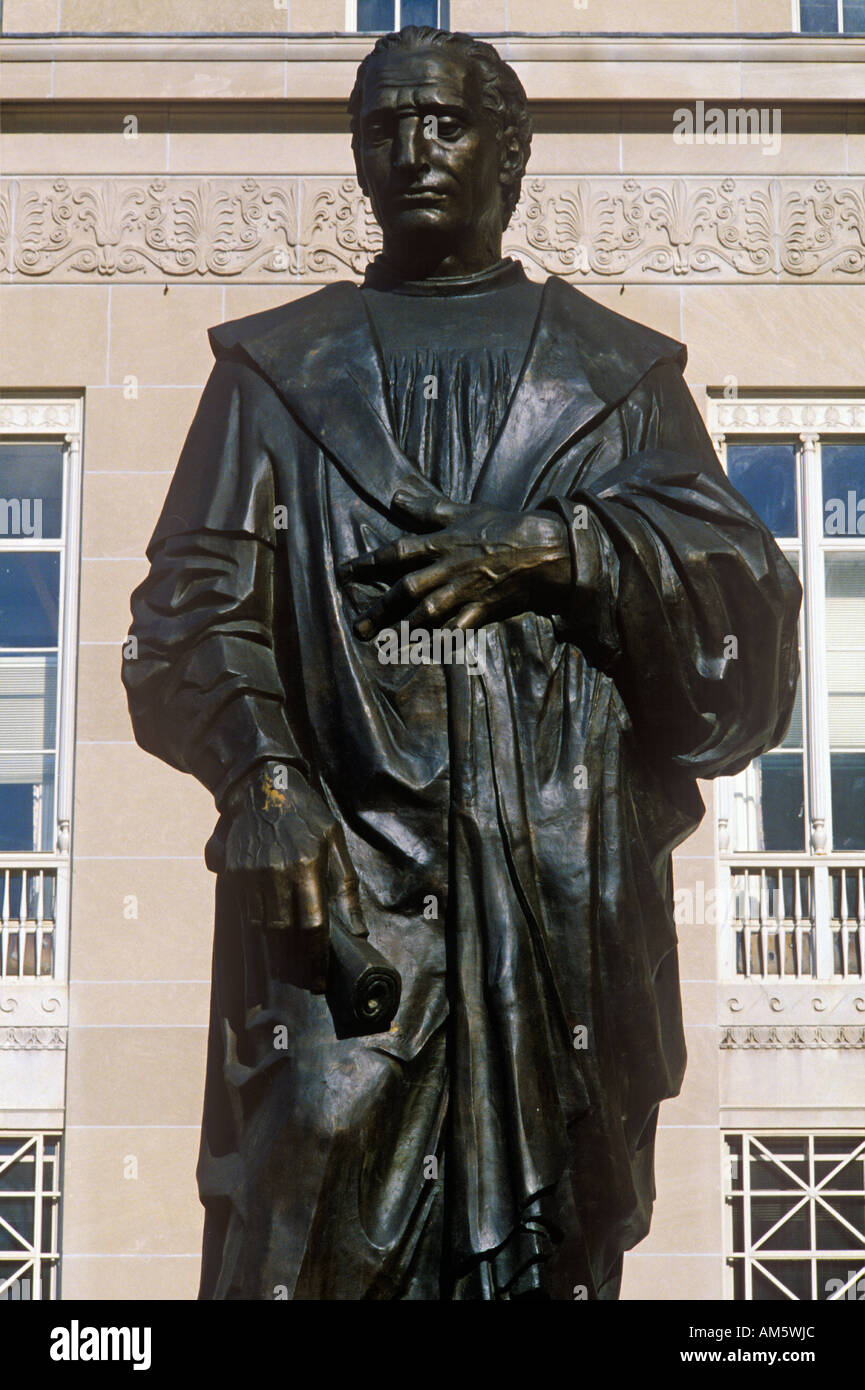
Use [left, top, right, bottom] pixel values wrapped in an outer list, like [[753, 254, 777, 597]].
[[347, 26, 532, 231]]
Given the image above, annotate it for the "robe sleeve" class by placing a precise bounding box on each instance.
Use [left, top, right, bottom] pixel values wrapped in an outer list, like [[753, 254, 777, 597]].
[[541, 360, 801, 779], [121, 357, 309, 809]]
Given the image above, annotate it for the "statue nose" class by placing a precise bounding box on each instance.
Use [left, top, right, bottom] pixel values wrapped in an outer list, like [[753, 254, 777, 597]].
[[392, 118, 429, 171]]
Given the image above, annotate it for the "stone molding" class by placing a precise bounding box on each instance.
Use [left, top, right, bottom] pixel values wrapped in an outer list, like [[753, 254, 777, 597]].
[[721, 982, 865, 1028], [0, 398, 82, 431], [0, 1026, 66, 1050], [710, 399, 865, 432], [3, 175, 864, 284], [721, 1024, 865, 1048], [3, 36, 864, 64]]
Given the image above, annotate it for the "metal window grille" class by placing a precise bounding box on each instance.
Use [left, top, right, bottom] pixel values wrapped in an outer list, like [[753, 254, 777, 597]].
[[729, 865, 816, 978], [832, 866, 865, 976], [0, 1133, 61, 1301], [723, 862, 865, 980], [725, 1133, 865, 1300], [0, 866, 58, 978]]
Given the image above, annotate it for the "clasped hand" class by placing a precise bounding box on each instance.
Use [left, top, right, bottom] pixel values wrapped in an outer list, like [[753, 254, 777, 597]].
[[340, 487, 571, 637], [204, 491, 570, 996]]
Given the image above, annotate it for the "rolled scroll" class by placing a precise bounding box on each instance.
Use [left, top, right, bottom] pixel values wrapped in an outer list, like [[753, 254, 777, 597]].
[[325, 923, 402, 1040]]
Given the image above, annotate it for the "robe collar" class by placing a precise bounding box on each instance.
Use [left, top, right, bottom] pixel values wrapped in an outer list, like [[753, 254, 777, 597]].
[[209, 273, 686, 515]]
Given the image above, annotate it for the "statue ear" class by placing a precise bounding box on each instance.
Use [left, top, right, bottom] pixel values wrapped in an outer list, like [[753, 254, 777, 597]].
[[498, 128, 526, 228], [498, 125, 523, 187]]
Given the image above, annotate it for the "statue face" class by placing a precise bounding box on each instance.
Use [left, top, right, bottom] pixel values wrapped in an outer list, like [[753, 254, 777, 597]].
[[355, 47, 504, 272]]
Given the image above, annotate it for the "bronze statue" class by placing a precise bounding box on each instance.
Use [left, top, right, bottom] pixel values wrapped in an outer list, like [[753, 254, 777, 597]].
[[122, 26, 800, 1300]]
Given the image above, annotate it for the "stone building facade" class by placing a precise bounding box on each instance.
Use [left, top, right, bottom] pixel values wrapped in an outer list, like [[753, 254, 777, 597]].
[[1, 1, 863, 1301]]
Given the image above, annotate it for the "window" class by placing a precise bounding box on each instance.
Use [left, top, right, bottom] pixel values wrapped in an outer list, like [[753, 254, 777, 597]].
[[799, 0, 865, 31], [710, 399, 865, 981], [349, 1, 449, 32], [725, 1133, 865, 1300], [0, 1133, 62, 1300], [0, 398, 81, 985]]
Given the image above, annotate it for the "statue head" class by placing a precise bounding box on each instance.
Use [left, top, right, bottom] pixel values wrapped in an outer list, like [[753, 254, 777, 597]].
[[348, 26, 532, 278]]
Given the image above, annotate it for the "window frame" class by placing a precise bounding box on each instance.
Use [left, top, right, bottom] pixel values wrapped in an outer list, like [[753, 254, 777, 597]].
[[796, 0, 865, 32], [346, 0, 449, 32], [0, 396, 83, 987], [0, 1131, 62, 1301], [708, 396, 865, 983], [723, 1130, 865, 1302]]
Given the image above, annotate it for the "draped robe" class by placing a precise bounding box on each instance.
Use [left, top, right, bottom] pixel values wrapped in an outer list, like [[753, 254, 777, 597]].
[[122, 265, 800, 1300]]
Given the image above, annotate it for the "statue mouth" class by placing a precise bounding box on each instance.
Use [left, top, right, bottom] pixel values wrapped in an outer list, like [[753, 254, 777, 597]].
[[394, 189, 448, 205]]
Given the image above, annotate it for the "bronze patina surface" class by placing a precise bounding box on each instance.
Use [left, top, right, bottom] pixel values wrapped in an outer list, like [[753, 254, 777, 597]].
[[122, 25, 800, 1300]]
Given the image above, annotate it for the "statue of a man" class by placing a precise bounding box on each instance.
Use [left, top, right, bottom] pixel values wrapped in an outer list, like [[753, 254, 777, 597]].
[[122, 26, 800, 1300]]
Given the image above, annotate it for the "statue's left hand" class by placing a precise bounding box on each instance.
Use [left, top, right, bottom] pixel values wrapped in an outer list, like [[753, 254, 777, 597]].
[[340, 489, 571, 637]]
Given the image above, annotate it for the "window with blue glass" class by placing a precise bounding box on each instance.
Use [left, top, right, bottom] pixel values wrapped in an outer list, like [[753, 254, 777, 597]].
[[0, 442, 65, 854], [353, 1, 449, 32], [724, 435, 865, 855], [799, 0, 865, 31]]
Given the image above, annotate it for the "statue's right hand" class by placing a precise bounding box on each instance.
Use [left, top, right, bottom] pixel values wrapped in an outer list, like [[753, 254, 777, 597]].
[[205, 761, 362, 994]]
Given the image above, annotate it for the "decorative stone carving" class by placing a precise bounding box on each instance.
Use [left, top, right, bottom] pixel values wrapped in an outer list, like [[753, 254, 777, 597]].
[[721, 983, 865, 1027], [711, 398, 865, 432], [0, 1026, 66, 1050], [507, 176, 779, 280], [12, 177, 298, 280], [300, 178, 382, 278], [2, 176, 864, 284], [0, 398, 81, 432], [0, 182, 12, 275], [721, 1024, 865, 1048]]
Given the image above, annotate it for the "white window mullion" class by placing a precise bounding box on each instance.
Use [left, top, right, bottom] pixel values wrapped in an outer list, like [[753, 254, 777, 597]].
[[31, 1133, 44, 1301], [799, 432, 832, 855], [711, 430, 735, 864], [813, 864, 834, 977], [55, 434, 81, 857]]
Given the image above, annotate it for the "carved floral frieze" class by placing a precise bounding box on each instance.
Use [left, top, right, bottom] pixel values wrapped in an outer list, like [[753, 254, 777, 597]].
[[720, 1024, 865, 1049], [1, 175, 863, 284], [0, 1026, 66, 1050]]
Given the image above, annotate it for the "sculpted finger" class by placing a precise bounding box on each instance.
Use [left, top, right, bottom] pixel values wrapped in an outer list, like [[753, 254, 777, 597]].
[[293, 852, 328, 932], [232, 876, 269, 1016], [260, 868, 294, 931], [287, 883, 328, 996], [340, 534, 433, 583], [328, 831, 367, 939], [355, 562, 453, 637], [403, 579, 473, 629], [447, 603, 490, 632], [228, 868, 267, 930], [392, 489, 470, 529]]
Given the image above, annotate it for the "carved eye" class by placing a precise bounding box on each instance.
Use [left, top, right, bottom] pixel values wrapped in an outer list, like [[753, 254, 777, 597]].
[[364, 119, 389, 145], [436, 119, 463, 141]]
